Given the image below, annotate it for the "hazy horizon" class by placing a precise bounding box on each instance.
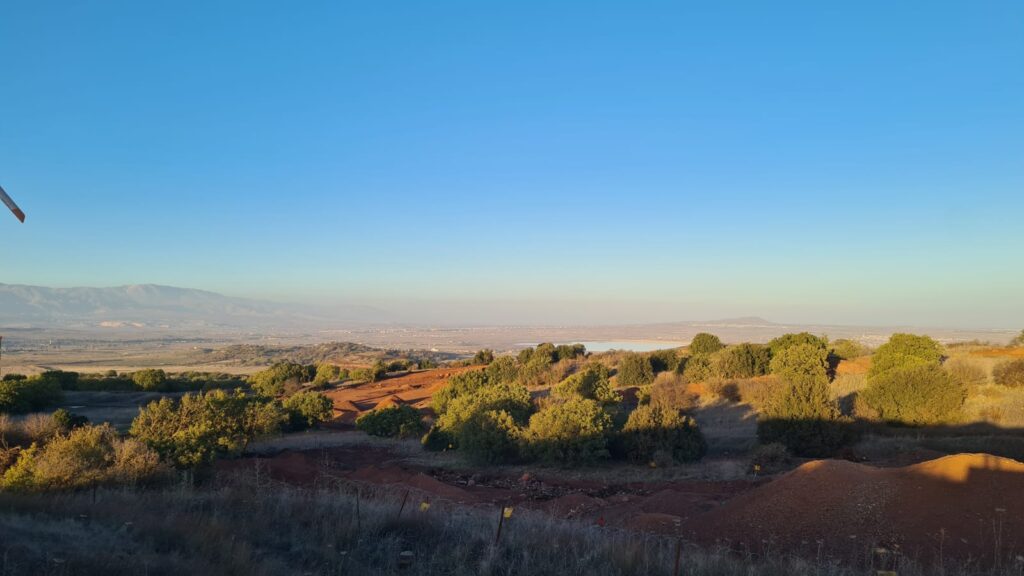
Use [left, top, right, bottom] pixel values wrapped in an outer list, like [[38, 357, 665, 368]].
[[2, 2, 1022, 329]]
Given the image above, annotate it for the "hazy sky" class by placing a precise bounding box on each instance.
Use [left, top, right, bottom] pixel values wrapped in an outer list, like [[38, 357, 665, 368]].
[[1, 2, 1022, 328]]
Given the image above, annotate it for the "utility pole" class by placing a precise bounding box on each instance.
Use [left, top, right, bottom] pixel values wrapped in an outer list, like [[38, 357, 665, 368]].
[[0, 335, 4, 379]]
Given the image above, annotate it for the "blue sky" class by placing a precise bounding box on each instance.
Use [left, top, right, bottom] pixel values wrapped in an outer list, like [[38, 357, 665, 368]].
[[1, 1, 1022, 327]]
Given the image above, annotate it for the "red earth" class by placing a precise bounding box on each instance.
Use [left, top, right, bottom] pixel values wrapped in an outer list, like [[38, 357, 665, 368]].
[[218, 443, 1024, 566]]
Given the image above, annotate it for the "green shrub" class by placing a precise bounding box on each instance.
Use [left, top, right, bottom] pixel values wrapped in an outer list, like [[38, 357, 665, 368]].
[[355, 405, 423, 438], [714, 344, 771, 379], [38, 370, 80, 390], [555, 343, 587, 361], [472, 349, 495, 365], [767, 332, 828, 357], [432, 370, 489, 415], [2, 424, 166, 491], [249, 362, 315, 397], [616, 353, 654, 387], [283, 391, 334, 429], [830, 339, 870, 360], [130, 390, 286, 469], [618, 404, 706, 464], [680, 353, 713, 383], [758, 344, 851, 457], [437, 383, 532, 440], [525, 398, 612, 464], [0, 377, 63, 413], [0, 374, 26, 382], [421, 425, 455, 452], [484, 356, 520, 385], [868, 333, 944, 378], [994, 359, 1024, 388], [552, 364, 619, 404], [51, 408, 88, 431], [132, 369, 168, 391], [648, 349, 680, 373], [862, 363, 966, 425], [458, 410, 522, 464], [769, 343, 829, 385], [689, 333, 724, 356], [312, 363, 346, 385]]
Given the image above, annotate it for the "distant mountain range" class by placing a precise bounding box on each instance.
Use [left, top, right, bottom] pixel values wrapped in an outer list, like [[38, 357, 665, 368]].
[[0, 283, 387, 330]]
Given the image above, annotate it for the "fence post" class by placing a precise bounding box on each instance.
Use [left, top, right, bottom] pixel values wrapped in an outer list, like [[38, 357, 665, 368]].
[[396, 490, 410, 521]]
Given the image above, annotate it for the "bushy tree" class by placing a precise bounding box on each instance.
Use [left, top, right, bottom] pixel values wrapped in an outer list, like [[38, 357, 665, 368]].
[[830, 339, 870, 360], [553, 364, 619, 404], [618, 404, 706, 464], [249, 362, 315, 397], [130, 390, 286, 469], [616, 353, 654, 387], [421, 425, 455, 452], [689, 333, 724, 356], [437, 382, 532, 440], [283, 391, 334, 429], [355, 405, 423, 438], [2, 424, 166, 491], [38, 370, 80, 390], [648, 349, 680, 373], [132, 369, 168, 392], [714, 344, 771, 379], [769, 343, 829, 384], [525, 398, 613, 464], [555, 343, 587, 361], [1010, 330, 1024, 348], [312, 364, 346, 385], [767, 332, 828, 358], [484, 356, 520, 385], [861, 364, 965, 425], [472, 349, 495, 365], [458, 410, 522, 463], [868, 333, 944, 378], [758, 344, 850, 457], [0, 377, 63, 413], [680, 353, 713, 383], [432, 370, 489, 415], [994, 359, 1024, 388]]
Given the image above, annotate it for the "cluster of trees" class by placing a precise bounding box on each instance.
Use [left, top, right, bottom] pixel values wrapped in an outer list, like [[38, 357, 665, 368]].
[[354, 350, 706, 467], [2, 369, 248, 399], [1, 385, 334, 490]]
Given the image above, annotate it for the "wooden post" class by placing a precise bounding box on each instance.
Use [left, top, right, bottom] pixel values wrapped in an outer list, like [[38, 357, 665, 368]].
[[673, 537, 682, 576], [355, 488, 362, 532], [493, 507, 506, 546], [396, 490, 410, 520]]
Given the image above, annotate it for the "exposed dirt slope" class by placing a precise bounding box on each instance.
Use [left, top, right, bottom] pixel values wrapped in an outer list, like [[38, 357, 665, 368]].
[[322, 366, 483, 424], [687, 454, 1024, 563]]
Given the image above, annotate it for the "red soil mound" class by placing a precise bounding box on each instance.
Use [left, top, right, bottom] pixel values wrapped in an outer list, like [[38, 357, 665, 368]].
[[685, 454, 1024, 564]]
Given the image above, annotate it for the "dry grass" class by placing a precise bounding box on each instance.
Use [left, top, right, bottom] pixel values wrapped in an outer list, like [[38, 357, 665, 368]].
[[2, 477, 1020, 576]]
